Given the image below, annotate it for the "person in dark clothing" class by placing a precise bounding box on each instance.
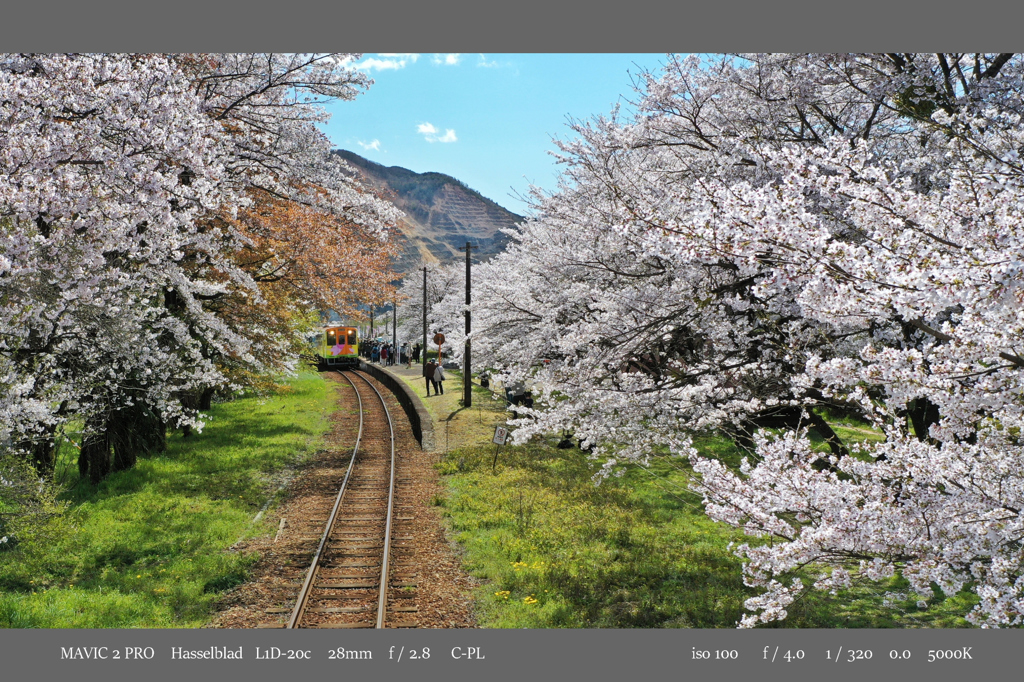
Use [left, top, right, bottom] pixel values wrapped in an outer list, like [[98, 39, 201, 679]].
[[412, 343, 421, 364], [423, 359, 438, 396]]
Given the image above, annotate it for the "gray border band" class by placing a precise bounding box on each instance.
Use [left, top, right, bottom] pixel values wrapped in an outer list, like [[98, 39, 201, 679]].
[[0, 627, 1004, 682]]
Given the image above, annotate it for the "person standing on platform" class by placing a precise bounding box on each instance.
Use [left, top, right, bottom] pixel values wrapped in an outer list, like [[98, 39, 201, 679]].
[[424, 359, 438, 396], [433, 362, 446, 395]]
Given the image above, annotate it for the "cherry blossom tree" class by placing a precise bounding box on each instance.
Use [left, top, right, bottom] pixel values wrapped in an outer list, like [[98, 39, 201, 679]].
[[471, 53, 1024, 626], [0, 53, 397, 480], [395, 259, 465, 356], [690, 133, 1024, 628]]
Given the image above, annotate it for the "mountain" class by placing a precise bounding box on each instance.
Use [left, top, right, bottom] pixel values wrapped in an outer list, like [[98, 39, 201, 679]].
[[334, 150, 523, 273]]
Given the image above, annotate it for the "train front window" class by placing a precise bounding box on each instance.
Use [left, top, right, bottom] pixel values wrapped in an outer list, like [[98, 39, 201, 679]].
[[327, 330, 339, 346], [347, 330, 356, 345]]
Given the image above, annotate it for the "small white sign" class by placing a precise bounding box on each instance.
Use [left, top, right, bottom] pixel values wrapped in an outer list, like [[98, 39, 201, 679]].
[[492, 425, 508, 445]]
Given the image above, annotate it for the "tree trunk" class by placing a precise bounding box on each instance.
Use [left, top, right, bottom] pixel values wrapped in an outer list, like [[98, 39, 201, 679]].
[[179, 391, 198, 439], [109, 400, 166, 473], [19, 433, 55, 474], [804, 409, 850, 459], [199, 387, 215, 411], [80, 415, 110, 485], [908, 397, 940, 442], [729, 405, 846, 472]]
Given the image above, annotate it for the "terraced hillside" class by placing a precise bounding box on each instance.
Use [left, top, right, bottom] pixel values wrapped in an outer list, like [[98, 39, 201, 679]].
[[334, 150, 523, 272]]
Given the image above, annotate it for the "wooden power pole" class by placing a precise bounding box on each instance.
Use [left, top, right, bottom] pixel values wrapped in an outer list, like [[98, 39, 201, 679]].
[[422, 266, 427, 366], [458, 242, 474, 408]]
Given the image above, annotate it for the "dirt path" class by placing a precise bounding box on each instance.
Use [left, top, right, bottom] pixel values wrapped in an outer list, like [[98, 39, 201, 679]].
[[208, 372, 477, 628]]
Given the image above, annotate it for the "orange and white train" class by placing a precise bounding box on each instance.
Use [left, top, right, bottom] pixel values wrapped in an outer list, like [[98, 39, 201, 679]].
[[316, 325, 360, 370]]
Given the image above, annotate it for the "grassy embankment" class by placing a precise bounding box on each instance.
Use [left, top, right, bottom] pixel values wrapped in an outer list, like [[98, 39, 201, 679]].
[[0, 372, 335, 628], [393, 368, 976, 628]]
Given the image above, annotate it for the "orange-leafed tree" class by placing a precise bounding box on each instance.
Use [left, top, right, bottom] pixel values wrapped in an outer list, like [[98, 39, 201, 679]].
[[196, 190, 399, 396], [237, 191, 398, 319]]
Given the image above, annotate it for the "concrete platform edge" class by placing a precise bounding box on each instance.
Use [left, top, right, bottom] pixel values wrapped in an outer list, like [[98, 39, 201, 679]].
[[358, 361, 436, 452]]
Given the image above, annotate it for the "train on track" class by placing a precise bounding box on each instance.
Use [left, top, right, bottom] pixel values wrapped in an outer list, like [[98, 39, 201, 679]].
[[316, 325, 360, 370]]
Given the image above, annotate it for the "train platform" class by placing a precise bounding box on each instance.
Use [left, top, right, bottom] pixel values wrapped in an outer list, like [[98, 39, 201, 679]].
[[365, 361, 509, 454], [369, 362, 426, 380], [364, 360, 462, 383]]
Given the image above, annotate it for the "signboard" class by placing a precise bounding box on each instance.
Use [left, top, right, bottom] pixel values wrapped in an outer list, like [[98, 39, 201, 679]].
[[492, 425, 508, 445], [433, 332, 446, 345]]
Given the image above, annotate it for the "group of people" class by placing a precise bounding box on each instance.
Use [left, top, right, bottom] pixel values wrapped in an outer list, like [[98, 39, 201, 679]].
[[361, 338, 446, 395], [364, 341, 406, 366]]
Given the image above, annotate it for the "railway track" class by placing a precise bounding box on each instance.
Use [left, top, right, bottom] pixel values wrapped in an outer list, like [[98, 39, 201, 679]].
[[282, 369, 418, 629]]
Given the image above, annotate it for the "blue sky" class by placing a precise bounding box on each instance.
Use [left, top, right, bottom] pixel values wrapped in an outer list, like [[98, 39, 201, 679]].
[[321, 54, 673, 215]]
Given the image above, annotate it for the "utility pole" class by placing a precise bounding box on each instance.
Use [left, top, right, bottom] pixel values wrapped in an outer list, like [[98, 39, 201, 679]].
[[392, 293, 397, 358], [369, 306, 374, 340], [422, 266, 428, 366], [458, 242, 473, 407]]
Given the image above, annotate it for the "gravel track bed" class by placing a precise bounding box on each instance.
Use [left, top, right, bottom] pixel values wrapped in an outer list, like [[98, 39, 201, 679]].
[[209, 372, 476, 629]]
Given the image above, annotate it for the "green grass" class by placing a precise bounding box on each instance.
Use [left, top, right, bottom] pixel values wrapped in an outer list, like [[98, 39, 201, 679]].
[[435, 427, 975, 628], [0, 372, 335, 628], [438, 442, 750, 627], [391, 367, 510, 453]]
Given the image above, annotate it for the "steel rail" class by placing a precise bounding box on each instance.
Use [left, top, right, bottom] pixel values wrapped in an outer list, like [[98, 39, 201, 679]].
[[286, 370, 364, 629], [349, 369, 397, 629]]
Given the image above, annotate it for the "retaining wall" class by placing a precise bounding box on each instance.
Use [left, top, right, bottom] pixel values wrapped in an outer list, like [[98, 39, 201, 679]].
[[358, 361, 436, 452]]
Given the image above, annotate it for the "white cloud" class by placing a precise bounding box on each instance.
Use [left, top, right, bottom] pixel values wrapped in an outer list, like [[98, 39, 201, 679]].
[[476, 54, 518, 70], [357, 53, 420, 71], [432, 53, 461, 66], [417, 122, 457, 143], [357, 139, 381, 152]]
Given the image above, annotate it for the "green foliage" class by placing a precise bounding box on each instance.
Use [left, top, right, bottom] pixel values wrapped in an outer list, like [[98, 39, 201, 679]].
[[0, 372, 333, 628], [0, 453, 75, 562], [893, 84, 941, 122]]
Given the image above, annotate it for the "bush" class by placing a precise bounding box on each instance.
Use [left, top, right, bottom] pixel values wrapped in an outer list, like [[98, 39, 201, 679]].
[[0, 452, 75, 563]]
